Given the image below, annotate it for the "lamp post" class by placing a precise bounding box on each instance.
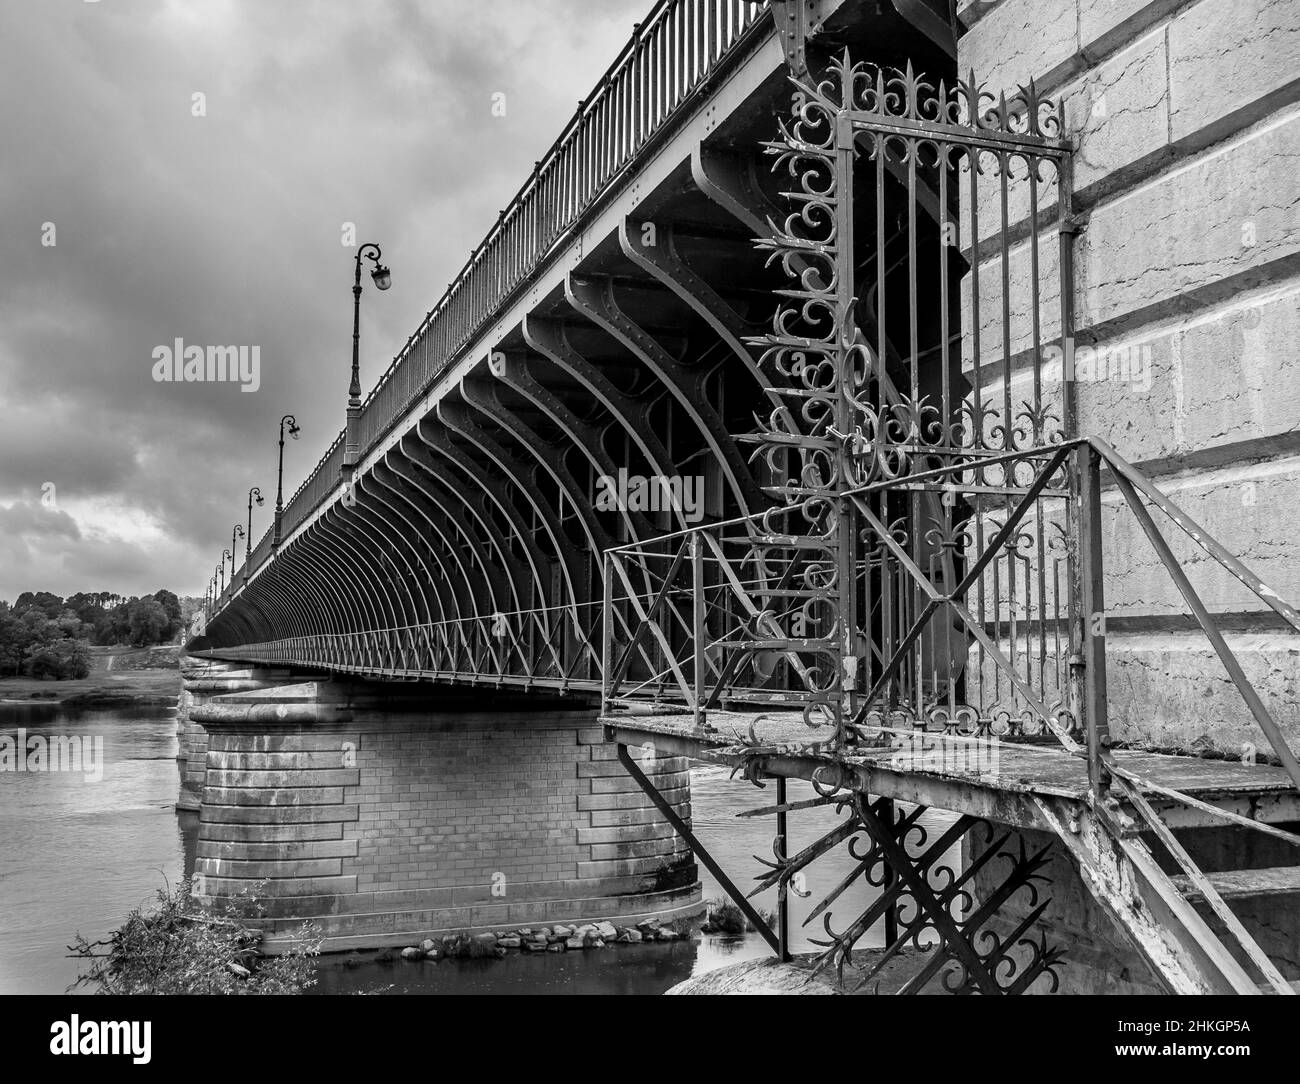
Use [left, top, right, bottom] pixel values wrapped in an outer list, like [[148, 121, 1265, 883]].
[[218, 554, 230, 594], [231, 525, 244, 579], [345, 242, 392, 468], [246, 487, 263, 584], [274, 414, 301, 550]]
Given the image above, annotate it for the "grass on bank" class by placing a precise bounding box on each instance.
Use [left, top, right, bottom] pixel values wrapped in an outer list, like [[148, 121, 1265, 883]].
[[0, 666, 180, 706]]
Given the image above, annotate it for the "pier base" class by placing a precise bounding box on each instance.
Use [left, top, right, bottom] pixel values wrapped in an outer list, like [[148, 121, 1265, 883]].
[[175, 658, 296, 811], [188, 679, 701, 950]]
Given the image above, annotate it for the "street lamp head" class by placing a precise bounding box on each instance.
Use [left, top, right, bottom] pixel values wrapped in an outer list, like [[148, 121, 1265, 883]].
[[290, 423, 301, 440], [256, 493, 265, 507], [371, 263, 392, 291]]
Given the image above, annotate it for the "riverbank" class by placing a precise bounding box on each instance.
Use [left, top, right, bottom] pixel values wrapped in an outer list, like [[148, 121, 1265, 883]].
[[0, 665, 180, 708]]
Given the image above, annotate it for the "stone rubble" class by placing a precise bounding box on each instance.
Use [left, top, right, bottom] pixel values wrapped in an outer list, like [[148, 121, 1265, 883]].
[[396, 918, 694, 963]]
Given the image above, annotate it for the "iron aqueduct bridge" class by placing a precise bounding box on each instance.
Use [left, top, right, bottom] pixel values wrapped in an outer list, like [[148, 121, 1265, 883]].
[[186, 0, 1300, 994]]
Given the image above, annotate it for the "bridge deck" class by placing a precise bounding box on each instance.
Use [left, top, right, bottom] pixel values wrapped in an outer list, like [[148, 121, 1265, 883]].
[[602, 709, 1300, 833]]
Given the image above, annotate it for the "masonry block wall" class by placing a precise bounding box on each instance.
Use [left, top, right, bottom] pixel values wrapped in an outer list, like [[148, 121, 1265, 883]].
[[960, 0, 1300, 755], [193, 695, 700, 950], [176, 663, 294, 811], [957, 0, 1300, 992]]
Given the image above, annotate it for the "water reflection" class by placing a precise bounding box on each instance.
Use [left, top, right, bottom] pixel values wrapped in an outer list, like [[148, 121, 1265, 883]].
[[0, 704, 955, 995], [0, 703, 191, 995]]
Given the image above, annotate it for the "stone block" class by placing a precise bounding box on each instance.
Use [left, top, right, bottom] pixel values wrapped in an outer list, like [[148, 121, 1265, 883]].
[[1105, 629, 1300, 755], [962, 0, 1081, 92], [1076, 109, 1300, 335], [1169, 0, 1300, 146]]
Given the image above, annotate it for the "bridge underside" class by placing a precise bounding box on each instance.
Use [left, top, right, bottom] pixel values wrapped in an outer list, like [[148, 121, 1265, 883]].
[[195, 3, 954, 685]]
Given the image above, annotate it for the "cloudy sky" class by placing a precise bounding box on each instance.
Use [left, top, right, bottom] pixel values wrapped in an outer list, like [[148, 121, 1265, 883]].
[[0, 0, 649, 603]]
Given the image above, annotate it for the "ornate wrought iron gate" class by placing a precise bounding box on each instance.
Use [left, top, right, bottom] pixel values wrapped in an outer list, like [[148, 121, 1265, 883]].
[[604, 51, 1300, 994], [605, 54, 1081, 745]]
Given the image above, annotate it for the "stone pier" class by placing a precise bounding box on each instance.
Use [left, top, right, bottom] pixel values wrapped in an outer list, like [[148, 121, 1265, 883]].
[[175, 659, 297, 811], [185, 677, 701, 951]]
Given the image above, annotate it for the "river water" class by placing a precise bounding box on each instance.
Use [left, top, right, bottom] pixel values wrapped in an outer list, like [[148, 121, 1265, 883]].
[[0, 702, 955, 995]]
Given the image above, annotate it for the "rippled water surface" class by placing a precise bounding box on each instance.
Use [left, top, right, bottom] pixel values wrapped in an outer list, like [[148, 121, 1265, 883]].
[[0, 704, 955, 995]]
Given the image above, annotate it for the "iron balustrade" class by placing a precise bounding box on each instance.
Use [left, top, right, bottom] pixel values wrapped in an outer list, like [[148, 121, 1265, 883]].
[[217, 1, 775, 610], [599, 440, 1300, 797]]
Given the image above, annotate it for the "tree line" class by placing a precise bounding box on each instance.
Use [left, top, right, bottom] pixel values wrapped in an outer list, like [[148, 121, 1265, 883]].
[[0, 590, 192, 680]]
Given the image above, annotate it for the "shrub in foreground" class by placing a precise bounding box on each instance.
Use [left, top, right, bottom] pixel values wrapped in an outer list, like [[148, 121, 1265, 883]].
[[70, 877, 320, 995]]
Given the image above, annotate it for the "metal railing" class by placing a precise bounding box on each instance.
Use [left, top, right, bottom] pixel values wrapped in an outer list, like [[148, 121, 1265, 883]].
[[204, 603, 605, 691], [601, 438, 1300, 795], [214, 1, 775, 614]]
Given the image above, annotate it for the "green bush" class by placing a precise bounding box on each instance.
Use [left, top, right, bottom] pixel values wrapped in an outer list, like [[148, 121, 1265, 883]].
[[26, 637, 91, 680], [70, 877, 321, 995]]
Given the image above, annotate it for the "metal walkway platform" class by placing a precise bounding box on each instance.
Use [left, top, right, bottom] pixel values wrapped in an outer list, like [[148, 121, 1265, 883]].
[[603, 708, 1300, 834]]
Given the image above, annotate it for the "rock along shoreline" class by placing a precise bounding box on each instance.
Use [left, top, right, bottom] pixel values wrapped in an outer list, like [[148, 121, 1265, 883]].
[[385, 917, 688, 964]]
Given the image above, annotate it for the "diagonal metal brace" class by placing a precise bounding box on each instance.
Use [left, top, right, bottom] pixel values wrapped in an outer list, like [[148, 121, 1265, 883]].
[[615, 741, 784, 958]]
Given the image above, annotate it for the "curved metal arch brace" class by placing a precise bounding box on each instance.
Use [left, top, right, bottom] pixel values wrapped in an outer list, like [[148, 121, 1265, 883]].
[[233, 577, 296, 645], [284, 517, 368, 638], [488, 348, 660, 546], [283, 523, 375, 664], [305, 513, 392, 636], [370, 458, 503, 676], [258, 538, 339, 640], [340, 480, 452, 675], [225, 590, 275, 644], [369, 458, 505, 678], [208, 602, 263, 649], [347, 472, 460, 675], [297, 515, 385, 639], [251, 546, 337, 638], [376, 452, 510, 623], [390, 435, 539, 654], [565, 273, 765, 517], [317, 508, 411, 636], [367, 459, 467, 624], [411, 418, 555, 615], [478, 348, 672, 666], [459, 373, 614, 560], [262, 542, 349, 641], [383, 444, 543, 680], [348, 472, 446, 629], [410, 416, 588, 681], [271, 545, 360, 668], [521, 315, 690, 534], [692, 143, 946, 251], [430, 403, 594, 672], [306, 514, 396, 673], [692, 146, 784, 249], [620, 216, 800, 434], [210, 583, 277, 646], [205, 591, 256, 644], [436, 398, 589, 617]]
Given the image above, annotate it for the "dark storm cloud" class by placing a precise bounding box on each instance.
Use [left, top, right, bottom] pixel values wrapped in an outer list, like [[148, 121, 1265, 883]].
[[0, 0, 648, 601]]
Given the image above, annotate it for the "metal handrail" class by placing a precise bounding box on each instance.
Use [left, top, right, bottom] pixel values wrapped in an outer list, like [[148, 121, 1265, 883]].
[[221, 1, 774, 609]]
